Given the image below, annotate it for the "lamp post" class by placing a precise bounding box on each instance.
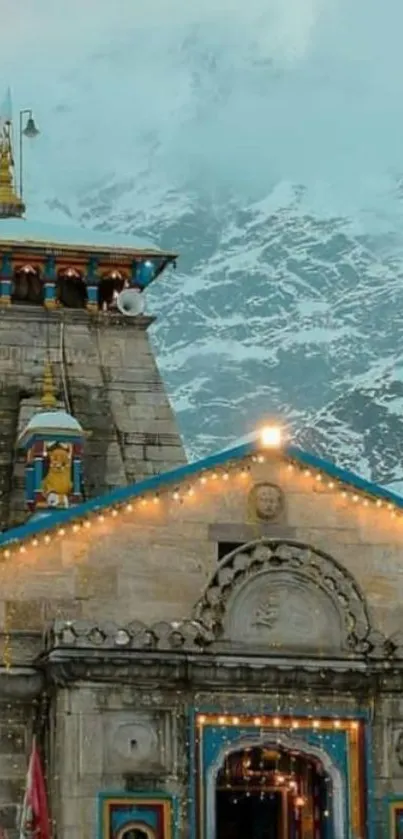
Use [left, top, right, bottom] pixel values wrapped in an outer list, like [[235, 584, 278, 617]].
[[19, 109, 39, 200]]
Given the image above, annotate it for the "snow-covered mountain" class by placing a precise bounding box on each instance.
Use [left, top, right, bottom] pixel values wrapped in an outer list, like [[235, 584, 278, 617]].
[[3, 0, 403, 484]]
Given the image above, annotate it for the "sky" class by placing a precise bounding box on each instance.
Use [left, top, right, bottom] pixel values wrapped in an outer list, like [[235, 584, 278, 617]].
[[2, 0, 403, 227]]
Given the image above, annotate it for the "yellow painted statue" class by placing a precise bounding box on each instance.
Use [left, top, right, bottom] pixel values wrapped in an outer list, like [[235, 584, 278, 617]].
[[41, 444, 73, 507]]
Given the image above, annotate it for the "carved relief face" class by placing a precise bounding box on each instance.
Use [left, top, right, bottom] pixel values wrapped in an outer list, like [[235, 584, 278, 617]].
[[396, 732, 403, 766], [250, 482, 284, 521]]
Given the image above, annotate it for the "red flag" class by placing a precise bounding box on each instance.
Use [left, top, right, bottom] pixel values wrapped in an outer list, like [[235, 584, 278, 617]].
[[19, 737, 51, 839]]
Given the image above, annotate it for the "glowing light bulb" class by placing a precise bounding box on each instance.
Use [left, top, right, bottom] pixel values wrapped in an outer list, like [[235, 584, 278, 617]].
[[19, 545, 26, 554], [218, 716, 226, 725], [4, 550, 10, 558], [198, 715, 206, 724], [126, 504, 133, 512], [44, 535, 51, 544], [31, 539, 38, 547], [200, 475, 207, 484], [273, 717, 281, 727], [173, 491, 180, 501], [260, 425, 283, 448], [253, 717, 261, 726]]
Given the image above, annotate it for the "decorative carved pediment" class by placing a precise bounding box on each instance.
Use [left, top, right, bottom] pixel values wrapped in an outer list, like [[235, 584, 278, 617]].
[[45, 618, 213, 653], [193, 539, 374, 657]]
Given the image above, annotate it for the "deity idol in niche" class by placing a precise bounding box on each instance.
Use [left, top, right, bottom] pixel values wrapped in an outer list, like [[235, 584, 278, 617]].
[[41, 442, 73, 508]]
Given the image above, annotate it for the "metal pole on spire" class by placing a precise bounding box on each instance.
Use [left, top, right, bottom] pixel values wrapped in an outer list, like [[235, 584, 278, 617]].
[[0, 89, 39, 217], [0, 87, 12, 129]]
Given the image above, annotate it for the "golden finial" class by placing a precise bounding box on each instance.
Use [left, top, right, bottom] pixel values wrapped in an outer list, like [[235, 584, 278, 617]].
[[0, 123, 25, 218], [41, 358, 57, 409]]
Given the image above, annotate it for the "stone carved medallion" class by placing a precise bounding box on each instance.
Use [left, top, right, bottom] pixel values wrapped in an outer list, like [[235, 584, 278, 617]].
[[106, 717, 161, 771], [225, 571, 342, 651], [193, 539, 372, 656], [248, 482, 284, 521]]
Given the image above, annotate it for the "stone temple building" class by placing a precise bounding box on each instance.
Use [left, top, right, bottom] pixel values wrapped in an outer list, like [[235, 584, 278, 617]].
[[1, 107, 403, 839]]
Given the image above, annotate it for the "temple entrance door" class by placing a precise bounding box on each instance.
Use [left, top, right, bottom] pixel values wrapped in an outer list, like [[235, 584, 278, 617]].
[[215, 745, 330, 839]]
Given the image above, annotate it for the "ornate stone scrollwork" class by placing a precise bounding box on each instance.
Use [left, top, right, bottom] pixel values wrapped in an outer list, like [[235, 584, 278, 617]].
[[193, 539, 375, 657], [46, 617, 213, 653]]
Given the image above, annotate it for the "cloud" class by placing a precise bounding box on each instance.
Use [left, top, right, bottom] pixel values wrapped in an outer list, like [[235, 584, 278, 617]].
[[2, 0, 403, 214]]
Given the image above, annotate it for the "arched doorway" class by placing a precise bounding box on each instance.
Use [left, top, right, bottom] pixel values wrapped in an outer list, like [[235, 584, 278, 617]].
[[209, 736, 344, 839], [116, 824, 156, 839], [56, 268, 87, 308], [12, 265, 43, 305]]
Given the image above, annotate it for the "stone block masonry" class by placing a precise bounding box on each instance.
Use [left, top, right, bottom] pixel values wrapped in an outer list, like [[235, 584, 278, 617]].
[[0, 306, 186, 527]]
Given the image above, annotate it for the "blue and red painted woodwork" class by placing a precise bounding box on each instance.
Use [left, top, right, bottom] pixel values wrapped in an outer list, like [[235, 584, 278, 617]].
[[97, 793, 176, 839]]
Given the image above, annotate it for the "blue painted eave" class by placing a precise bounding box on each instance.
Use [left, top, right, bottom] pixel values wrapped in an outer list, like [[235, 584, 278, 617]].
[[1, 436, 403, 548]]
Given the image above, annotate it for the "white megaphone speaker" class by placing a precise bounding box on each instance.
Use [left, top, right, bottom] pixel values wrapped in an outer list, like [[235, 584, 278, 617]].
[[116, 288, 145, 317]]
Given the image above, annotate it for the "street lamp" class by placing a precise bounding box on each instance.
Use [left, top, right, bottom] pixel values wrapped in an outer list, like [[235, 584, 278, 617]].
[[19, 109, 39, 200]]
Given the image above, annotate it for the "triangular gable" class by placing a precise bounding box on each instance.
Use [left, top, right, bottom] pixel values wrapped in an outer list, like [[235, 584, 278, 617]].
[[1, 431, 403, 556]]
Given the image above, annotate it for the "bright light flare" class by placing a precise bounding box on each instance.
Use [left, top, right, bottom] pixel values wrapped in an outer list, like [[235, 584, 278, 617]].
[[260, 425, 283, 448]]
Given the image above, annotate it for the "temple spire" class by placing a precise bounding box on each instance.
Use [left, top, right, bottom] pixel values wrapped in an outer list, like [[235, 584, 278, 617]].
[[0, 90, 25, 218], [41, 358, 57, 409]]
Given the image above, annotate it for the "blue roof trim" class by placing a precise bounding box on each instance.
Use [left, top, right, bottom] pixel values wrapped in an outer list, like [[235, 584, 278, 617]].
[[1, 436, 402, 548]]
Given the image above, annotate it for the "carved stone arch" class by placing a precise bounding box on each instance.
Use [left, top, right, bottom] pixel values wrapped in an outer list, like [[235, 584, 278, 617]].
[[117, 823, 155, 839], [206, 731, 346, 839], [193, 539, 372, 656]]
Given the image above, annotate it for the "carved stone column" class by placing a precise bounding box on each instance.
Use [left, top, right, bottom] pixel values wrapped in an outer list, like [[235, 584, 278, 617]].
[[43, 255, 57, 309], [85, 255, 99, 313], [0, 252, 13, 305]]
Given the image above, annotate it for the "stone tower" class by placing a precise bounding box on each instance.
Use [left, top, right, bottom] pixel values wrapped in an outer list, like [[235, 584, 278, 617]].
[[0, 105, 186, 529]]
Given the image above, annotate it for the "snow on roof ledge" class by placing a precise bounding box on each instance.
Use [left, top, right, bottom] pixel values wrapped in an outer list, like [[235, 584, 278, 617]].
[[0, 216, 165, 253]]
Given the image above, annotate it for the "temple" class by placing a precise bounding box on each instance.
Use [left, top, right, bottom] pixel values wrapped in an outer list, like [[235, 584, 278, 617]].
[[0, 95, 402, 839]]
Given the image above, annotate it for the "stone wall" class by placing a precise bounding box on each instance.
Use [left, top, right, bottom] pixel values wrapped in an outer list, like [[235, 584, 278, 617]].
[[1, 447, 403, 837], [0, 305, 186, 527], [1, 453, 403, 641], [42, 662, 397, 839], [49, 684, 186, 839]]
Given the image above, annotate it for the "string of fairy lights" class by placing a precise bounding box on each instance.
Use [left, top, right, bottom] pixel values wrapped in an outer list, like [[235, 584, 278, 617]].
[[1, 444, 402, 561]]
